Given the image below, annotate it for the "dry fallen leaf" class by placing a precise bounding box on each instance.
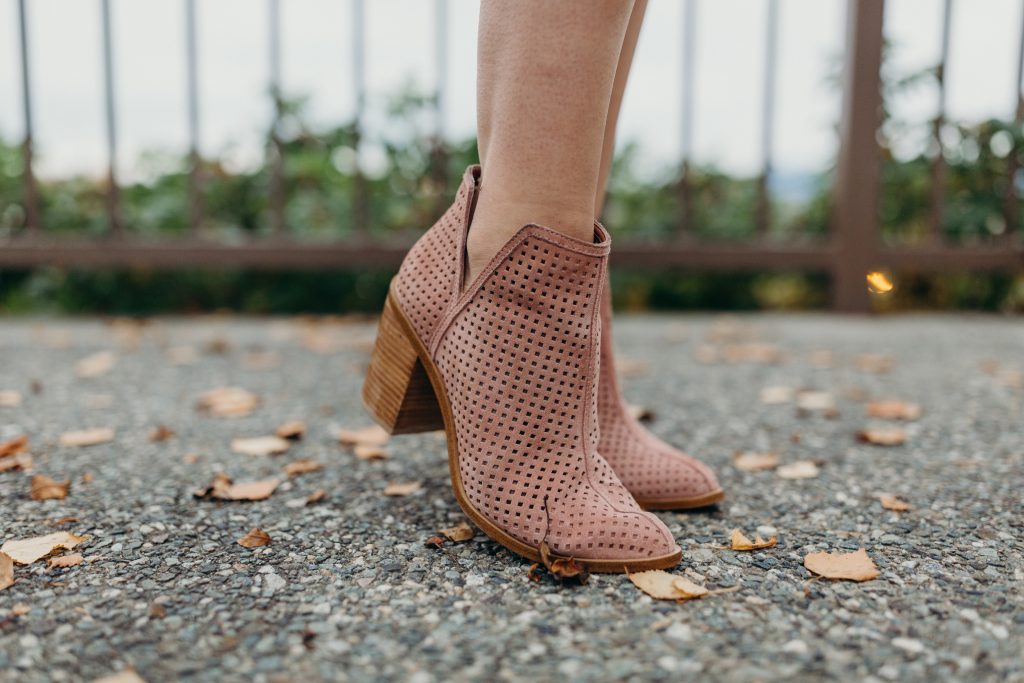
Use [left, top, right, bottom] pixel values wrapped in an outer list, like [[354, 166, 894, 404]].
[[149, 425, 175, 442], [776, 460, 820, 480], [1, 532, 89, 565], [878, 494, 912, 511], [283, 459, 322, 477], [354, 444, 388, 461], [383, 481, 421, 496], [10, 603, 30, 616], [617, 358, 650, 378], [730, 529, 778, 551], [165, 345, 199, 366], [866, 400, 922, 421], [0, 552, 13, 591], [0, 453, 33, 473], [722, 343, 784, 365], [424, 536, 446, 548], [242, 350, 281, 370], [231, 436, 291, 456], [92, 668, 148, 683], [804, 548, 879, 582], [337, 425, 390, 448], [760, 386, 794, 405], [31, 475, 71, 501], [538, 542, 589, 584], [0, 435, 28, 457], [47, 553, 83, 568], [306, 489, 327, 505], [796, 390, 838, 416], [629, 570, 708, 600], [237, 528, 272, 548], [857, 426, 907, 446], [194, 474, 279, 502], [59, 428, 115, 448], [275, 420, 306, 440], [733, 451, 780, 471], [45, 516, 79, 526], [197, 387, 259, 418], [0, 390, 22, 407], [439, 521, 475, 543]]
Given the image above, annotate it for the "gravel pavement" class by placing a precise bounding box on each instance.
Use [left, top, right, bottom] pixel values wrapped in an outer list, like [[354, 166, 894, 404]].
[[1, 313, 1022, 682]]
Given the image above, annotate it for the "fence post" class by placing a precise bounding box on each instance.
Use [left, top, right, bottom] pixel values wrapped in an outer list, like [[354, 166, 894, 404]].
[[832, 0, 885, 313]]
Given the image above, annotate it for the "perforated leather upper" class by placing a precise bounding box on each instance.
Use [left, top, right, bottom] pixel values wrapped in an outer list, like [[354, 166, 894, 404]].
[[596, 284, 721, 503], [393, 167, 677, 561]]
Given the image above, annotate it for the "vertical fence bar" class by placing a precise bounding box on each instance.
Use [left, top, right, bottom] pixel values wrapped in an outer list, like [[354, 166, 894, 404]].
[[352, 0, 368, 235], [927, 0, 952, 244], [430, 0, 450, 214], [678, 0, 697, 238], [1003, 0, 1024, 242], [832, 0, 885, 313], [267, 0, 286, 234], [17, 0, 40, 235], [756, 0, 779, 239], [100, 0, 123, 236], [185, 0, 203, 234]]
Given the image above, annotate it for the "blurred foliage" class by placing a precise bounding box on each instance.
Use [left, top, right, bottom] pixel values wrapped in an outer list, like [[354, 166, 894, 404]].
[[0, 70, 1022, 314]]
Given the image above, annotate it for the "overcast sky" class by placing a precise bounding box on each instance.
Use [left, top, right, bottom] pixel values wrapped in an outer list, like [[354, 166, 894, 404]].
[[1, 0, 1021, 181]]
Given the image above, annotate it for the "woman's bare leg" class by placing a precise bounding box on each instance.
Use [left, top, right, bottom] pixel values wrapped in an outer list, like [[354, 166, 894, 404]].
[[469, 0, 637, 283], [595, 0, 648, 217]]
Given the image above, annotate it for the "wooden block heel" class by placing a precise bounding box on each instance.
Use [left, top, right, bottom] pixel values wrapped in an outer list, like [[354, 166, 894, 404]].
[[362, 294, 445, 435]]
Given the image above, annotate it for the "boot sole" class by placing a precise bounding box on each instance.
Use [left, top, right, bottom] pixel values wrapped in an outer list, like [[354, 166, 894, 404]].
[[636, 489, 726, 511], [362, 280, 683, 573]]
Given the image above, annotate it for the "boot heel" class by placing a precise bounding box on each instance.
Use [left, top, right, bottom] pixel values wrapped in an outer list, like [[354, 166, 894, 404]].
[[362, 294, 445, 434]]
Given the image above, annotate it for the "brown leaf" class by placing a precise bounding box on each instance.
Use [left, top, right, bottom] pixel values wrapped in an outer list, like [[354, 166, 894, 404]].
[[92, 667, 148, 683], [204, 336, 232, 354], [237, 528, 272, 548], [11, 603, 30, 616], [804, 548, 879, 582], [275, 420, 306, 440], [424, 536, 446, 548], [149, 425, 175, 442], [31, 475, 70, 501], [354, 444, 388, 460], [194, 474, 279, 502], [305, 489, 327, 505], [878, 494, 912, 512], [149, 602, 166, 619], [796, 390, 838, 416], [856, 426, 907, 446], [628, 569, 708, 600], [776, 460, 820, 479], [59, 428, 115, 448], [0, 435, 28, 457], [383, 481, 421, 496], [196, 387, 259, 418], [617, 358, 650, 377], [45, 516, 79, 526], [242, 350, 280, 370], [283, 459, 322, 477], [866, 400, 922, 421], [0, 552, 13, 591], [730, 529, 777, 551], [722, 342, 784, 365], [165, 345, 199, 366], [0, 390, 22, 407], [337, 425, 390, 448], [231, 436, 290, 456], [0, 532, 89, 565], [47, 553, 83, 568], [438, 521, 475, 543], [182, 453, 200, 465], [0, 453, 32, 473], [733, 451, 779, 471], [75, 350, 116, 378], [81, 472, 94, 483], [538, 542, 589, 584]]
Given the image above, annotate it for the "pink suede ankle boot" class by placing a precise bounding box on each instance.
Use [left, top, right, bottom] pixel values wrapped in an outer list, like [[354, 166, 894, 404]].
[[596, 284, 724, 509], [362, 166, 681, 572]]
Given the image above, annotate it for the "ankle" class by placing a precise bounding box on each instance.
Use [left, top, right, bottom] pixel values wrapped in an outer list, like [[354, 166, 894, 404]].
[[465, 194, 595, 284]]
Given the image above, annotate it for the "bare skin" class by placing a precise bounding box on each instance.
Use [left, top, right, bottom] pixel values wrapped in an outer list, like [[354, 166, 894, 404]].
[[596, 0, 648, 218], [467, 0, 637, 284]]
